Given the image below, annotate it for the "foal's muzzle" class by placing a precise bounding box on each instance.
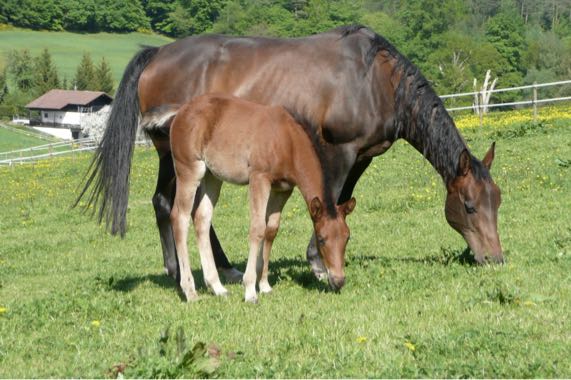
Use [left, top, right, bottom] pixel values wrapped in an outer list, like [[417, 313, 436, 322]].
[[328, 275, 345, 291]]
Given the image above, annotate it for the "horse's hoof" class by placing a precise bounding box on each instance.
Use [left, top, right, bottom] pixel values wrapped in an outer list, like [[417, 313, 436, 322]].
[[245, 296, 259, 304], [220, 267, 243, 284]]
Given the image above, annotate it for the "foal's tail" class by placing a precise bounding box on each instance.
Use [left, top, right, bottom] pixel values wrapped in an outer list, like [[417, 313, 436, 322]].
[[75, 46, 159, 237]]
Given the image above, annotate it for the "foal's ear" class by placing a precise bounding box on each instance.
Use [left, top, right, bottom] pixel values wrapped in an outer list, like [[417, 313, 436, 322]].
[[339, 197, 356, 216], [482, 142, 496, 170], [310, 197, 323, 221], [457, 149, 471, 176]]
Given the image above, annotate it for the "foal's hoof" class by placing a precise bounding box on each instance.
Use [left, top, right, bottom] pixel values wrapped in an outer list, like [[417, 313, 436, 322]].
[[245, 295, 259, 304], [213, 286, 229, 297], [183, 291, 200, 302], [219, 267, 244, 284], [259, 282, 272, 294]]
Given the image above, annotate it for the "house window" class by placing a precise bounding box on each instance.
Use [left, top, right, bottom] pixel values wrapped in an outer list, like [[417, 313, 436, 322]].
[[44, 112, 48, 118]]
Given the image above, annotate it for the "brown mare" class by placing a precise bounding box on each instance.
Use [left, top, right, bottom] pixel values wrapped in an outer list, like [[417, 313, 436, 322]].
[[77, 25, 503, 288], [152, 94, 355, 302]]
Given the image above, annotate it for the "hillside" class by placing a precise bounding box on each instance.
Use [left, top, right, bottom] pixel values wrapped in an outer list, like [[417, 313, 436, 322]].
[[0, 29, 173, 84], [0, 124, 55, 152]]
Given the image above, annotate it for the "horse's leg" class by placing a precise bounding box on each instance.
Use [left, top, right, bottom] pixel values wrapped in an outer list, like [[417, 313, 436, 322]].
[[244, 173, 271, 303], [338, 158, 372, 203], [212, 228, 244, 283], [152, 152, 241, 283], [152, 153, 179, 280], [191, 172, 228, 296], [170, 160, 206, 302], [305, 157, 372, 279], [258, 189, 293, 294]]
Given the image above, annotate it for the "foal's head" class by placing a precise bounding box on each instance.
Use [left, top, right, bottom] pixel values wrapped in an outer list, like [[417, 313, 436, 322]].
[[445, 143, 503, 264], [309, 197, 356, 290]]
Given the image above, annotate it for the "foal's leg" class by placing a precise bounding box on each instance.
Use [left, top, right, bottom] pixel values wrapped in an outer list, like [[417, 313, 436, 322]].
[[192, 172, 227, 296], [244, 173, 272, 303], [170, 160, 206, 301], [258, 189, 293, 294], [152, 152, 241, 283]]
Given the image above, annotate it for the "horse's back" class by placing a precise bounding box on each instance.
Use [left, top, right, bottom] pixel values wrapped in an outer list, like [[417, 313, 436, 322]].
[[138, 27, 380, 142]]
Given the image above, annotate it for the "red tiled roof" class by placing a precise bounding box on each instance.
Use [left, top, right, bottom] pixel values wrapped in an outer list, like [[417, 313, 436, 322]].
[[26, 89, 113, 110]]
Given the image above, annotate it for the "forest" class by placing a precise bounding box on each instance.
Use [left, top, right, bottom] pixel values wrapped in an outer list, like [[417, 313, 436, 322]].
[[0, 0, 570, 109]]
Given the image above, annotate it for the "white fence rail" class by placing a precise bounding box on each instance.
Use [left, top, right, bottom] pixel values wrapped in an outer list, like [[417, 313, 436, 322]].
[[0, 138, 97, 166], [0, 138, 150, 166], [441, 79, 571, 113]]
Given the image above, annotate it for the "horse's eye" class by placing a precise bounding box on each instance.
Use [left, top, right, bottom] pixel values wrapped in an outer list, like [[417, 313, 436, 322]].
[[317, 237, 326, 246], [464, 201, 476, 214]]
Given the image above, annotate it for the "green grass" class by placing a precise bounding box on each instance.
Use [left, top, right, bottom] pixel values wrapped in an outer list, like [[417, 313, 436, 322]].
[[0, 118, 570, 377], [0, 124, 54, 152], [0, 29, 173, 84]]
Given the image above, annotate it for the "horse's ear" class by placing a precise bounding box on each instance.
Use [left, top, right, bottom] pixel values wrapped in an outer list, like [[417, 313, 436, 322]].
[[457, 149, 471, 176], [310, 197, 323, 221], [339, 197, 356, 216], [482, 142, 496, 170]]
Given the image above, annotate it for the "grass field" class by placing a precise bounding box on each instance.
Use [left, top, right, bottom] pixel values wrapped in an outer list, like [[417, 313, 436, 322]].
[[0, 125, 55, 152], [0, 29, 173, 84], [0, 115, 570, 377]]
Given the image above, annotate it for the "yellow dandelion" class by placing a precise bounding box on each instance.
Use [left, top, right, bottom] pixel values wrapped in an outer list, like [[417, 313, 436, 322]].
[[523, 301, 536, 307], [0, 307, 7, 315], [356, 336, 367, 343], [404, 341, 416, 352], [91, 320, 101, 328]]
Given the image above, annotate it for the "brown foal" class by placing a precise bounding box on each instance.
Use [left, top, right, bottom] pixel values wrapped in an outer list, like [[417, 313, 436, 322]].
[[166, 94, 356, 302]]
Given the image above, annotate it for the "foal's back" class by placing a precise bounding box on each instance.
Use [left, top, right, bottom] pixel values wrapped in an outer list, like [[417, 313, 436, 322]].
[[170, 94, 308, 185]]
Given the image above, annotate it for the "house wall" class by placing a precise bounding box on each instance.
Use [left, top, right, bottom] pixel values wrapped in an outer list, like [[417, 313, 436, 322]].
[[40, 110, 81, 126]]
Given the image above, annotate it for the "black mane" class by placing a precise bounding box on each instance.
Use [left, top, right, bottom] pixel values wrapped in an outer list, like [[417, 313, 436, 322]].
[[336, 25, 490, 183]]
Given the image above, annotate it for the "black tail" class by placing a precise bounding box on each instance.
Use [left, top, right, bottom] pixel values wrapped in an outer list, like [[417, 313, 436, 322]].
[[75, 46, 159, 237]]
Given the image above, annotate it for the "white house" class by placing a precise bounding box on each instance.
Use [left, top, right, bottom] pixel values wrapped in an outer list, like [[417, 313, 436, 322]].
[[25, 89, 113, 138]]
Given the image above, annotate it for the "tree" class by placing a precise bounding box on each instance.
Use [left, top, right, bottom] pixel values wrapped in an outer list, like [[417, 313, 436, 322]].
[[1, 0, 64, 30], [397, 0, 468, 74], [185, 0, 226, 34], [162, 3, 194, 37], [33, 48, 59, 96], [141, 0, 176, 33], [95, 0, 150, 32], [73, 53, 96, 91], [7, 49, 35, 92], [0, 68, 8, 104], [485, 8, 527, 75], [426, 32, 476, 94], [62, 0, 98, 32], [94, 57, 114, 94], [360, 10, 407, 47]]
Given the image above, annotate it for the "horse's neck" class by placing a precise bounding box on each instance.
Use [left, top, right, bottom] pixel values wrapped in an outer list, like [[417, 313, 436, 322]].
[[397, 102, 468, 184]]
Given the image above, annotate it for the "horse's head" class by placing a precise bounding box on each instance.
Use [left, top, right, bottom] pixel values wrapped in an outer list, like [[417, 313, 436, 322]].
[[445, 143, 503, 264], [309, 197, 356, 290]]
